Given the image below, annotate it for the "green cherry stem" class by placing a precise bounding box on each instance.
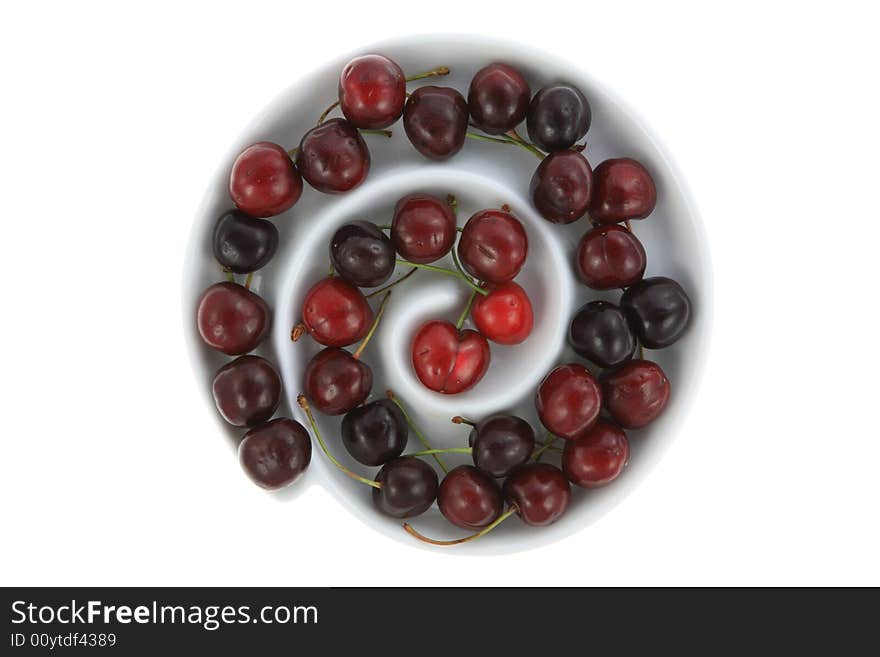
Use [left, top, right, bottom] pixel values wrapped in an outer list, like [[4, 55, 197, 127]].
[[359, 129, 393, 138], [352, 291, 391, 360], [532, 432, 559, 462], [394, 259, 488, 296], [316, 100, 340, 125], [406, 66, 450, 82], [386, 390, 448, 473], [244, 272, 254, 290], [465, 131, 545, 160], [404, 447, 472, 458], [455, 290, 477, 330], [297, 394, 381, 489], [365, 267, 418, 298], [404, 504, 519, 546]]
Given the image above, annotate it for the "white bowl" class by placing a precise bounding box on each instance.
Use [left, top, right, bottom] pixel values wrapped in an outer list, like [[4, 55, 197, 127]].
[[182, 34, 712, 553]]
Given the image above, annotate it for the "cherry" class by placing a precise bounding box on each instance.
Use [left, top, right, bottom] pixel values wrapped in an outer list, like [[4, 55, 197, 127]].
[[197, 282, 270, 355], [300, 276, 372, 347], [576, 224, 646, 290], [457, 209, 528, 283], [467, 63, 530, 135], [470, 281, 533, 345], [568, 300, 636, 369], [535, 364, 602, 440], [403, 86, 469, 160], [621, 276, 691, 349], [295, 118, 370, 193], [438, 465, 502, 530], [503, 462, 571, 526], [589, 158, 657, 224], [330, 220, 394, 288], [526, 84, 591, 152], [601, 359, 670, 429], [530, 150, 593, 224], [213, 210, 279, 274], [562, 419, 629, 488], [303, 347, 372, 416], [228, 142, 303, 218], [338, 54, 406, 129], [467, 415, 535, 478], [239, 418, 312, 490], [412, 320, 490, 394], [341, 399, 407, 466], [391, 194, 457, 264], [212, 355, 281, 428], [372, 456, 439, 518]]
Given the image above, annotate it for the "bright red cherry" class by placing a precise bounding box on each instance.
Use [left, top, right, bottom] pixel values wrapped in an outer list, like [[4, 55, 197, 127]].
[[457, 209, 528, 283], [338, 54, 406, 129], [228, 142, 303, 218], [470, 281, 533, 345], [530, 150, 593, 224], [391, 194, 457, 264], [576, 224, 647, 290], [295, 118, 370, 193], [438, 465, 503, 530], [212, 355, 281, 428], [411, 320, 490, 394], [589, 158, 657, 224], [503, 463, 571, 526], [197, 282, 270, 355], [303, 347, 372, 415], [562, 419, 629, 488], [601, 359, 670, 429], [300, 276, 372, 347], [535, 363, 602, 440], [239, 418, 312, 490], [467, 63, 531, 135]]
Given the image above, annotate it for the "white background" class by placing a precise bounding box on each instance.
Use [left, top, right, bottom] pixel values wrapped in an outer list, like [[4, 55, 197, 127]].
[[1, 1, 878, 586]]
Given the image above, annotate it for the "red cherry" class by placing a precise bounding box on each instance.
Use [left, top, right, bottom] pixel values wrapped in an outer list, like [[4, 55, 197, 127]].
[[457, 209, 528, 283], [535, 363, 602, 440], [470, 281, 533, 345], [503, 463, 571, 526], [530, 150, 593, 224], [403, 85, 469, 160], [239, 418, 312, 490], [467, 63, 531, 135], [304, 347, 372, 415], [562, 419, 629, 488], [576, 224, 647, 290], [601, 359, 670, 429], [197, 282, 270, 355], [411, 320, 490, 394], [338, 54, 406, 129], [391, 194, 457, 264], [589, 158, 657, 224], [295, 118, 370, 193], [438, 465, 503, 530], [228, 142, 303, 218], [212, 355, 281, 428], [301, 276, 372, 347]]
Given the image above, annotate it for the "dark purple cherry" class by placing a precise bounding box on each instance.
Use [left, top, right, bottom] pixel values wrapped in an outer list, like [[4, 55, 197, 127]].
[[303, 347, 372, 415], [330, 220, 394, 288], [530, 150, 593, 224], [467, 63, 530, 135], [468, 415, 535, 478], [526, 84, 591, 152], [213, 210, 279, 274], [438, 465, 503, 530], [239, 418, 312, 490], [340, 399, 408, 466], [212, 355, 282, 427], [568, 301, 636, 369], [295, 118, 370, 193], [621, 277, 692, 349], [372, 457, 439, 518], [403, 86, 468, 160]]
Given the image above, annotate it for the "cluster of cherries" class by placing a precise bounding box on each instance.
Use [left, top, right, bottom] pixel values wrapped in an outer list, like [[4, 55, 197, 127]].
[[193, 51, 693, 546]]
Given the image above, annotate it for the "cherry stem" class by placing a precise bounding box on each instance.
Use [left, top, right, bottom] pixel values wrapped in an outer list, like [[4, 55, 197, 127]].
[[365, 267, 417, 298], [465, 132, 543, 160], [455, 290, 477, 330], [223, 268, 234, 283], [451, 416, 476, 427], [406, 66, 450, 82], [404, 447, 472, 458], [450, 244, 473, 284], [244, 272, 254, 290], [360, 129, 393, 138], [395, 259, 488, 296], [625, 220, 633, 232], [638, 341, 646, 360], [352, 291, 391, 360], [404, 504, 519, 546], [386, 390, 448, 473], [532, 433, 559, 462], [291, 323, 306, 342], [286, 147, 298, 158], [506, 128, 546, 160], [447, 194, 457, 213], [316, 100, 340, 125], [297, 394, 381, 489]]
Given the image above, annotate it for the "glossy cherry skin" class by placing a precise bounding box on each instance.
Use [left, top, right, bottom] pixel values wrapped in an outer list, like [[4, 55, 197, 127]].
[[197, 282, 270, 355], [338, 54, 406, 129], [411, 320, 490, 394], [301, 276, 372, 348], [530, 150, 594, 224], [403, 86, 469, 160], [467, 63, 530, 135], [229, 142, 302, 218], [526, 84, 591, 152], [330, 220, 394, 288], [535, 364, 602, 440], [213, 210, 279, 274], [503, 463, 571, 526], [601, 359, 670, 429], [391, 194, 457, 264], [372, 457, 439, 518], [562, 419, 629, 488], [340, 399, 408, 466], [303, 348, 372, 415], [568, 301, 636, 369], [589, 158, 657, 224], [239, 418, 311, 490], [457, 209, 528, 283], [621, 276, 691, 349], [295, 118, 370, 193], [438, 465, 503, 530], [471, 282, 533, 345], [212, 355, 281, 428], [576, 224, 646, 290], [468, 415, 535, 478]]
